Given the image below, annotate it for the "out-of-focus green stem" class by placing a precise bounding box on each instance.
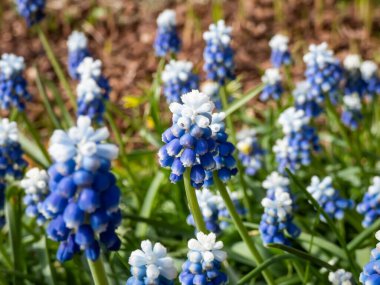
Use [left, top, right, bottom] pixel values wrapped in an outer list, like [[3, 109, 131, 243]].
[[88, 257, 109, 285]]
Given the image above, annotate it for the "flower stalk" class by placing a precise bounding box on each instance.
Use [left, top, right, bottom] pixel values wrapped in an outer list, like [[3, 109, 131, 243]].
[[88, 257, 109, 285]]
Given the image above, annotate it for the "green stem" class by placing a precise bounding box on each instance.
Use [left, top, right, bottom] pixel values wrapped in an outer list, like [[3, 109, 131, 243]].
[[36, 26, 76, 109], [88, 257, 109, 285], [183, 169, 207, 233], [213, 173, 275, 285], [220, 85, 253, 220], [149, 58, 165, 133]]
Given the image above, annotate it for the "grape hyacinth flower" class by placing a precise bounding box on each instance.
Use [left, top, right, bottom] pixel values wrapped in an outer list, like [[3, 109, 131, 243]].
[[328, 269, 353, 285], [343, 54, 365, 99], [179, 232, 228, 285], [341, 93, 363, 130], [236, 129, 265, 176], [21, 168, 49, 225], [360, 230, 380, 284], [42, 116, 121, 262], [15, 0, 45, 26], [127, 240, 177, 285], [303, 42, 343, 105], [187, 188, 221, 234], [307, 176, 354, 221], [259, 189, 300, 245], [361, 60, 380, 100], [293, 81, 323, 118], [262, 171, 290, 198], [158, 90, 237, 188], [0, 119, 28, 227], [67, 31, 91, 80], [260, 68, 283, 101], [162, 60, 199, 104], [203, 20, 235, 84], [201, 81, 222, 110], [154, 9, 181, 57], [77, 58, 111, 122], [0, 54, 31, 111], [274, 107, 320, 173], [357, 177, 380, 227], [269, 34, 292, 68]]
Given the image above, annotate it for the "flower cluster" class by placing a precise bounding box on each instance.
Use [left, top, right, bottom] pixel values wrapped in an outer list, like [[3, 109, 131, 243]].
[[0, 54, 31, 111], [361, 60, 380, 100], [259, 189, 300, 245], [15, 0, 45, 26], [201, 82, 222, 110], [328, 269, 353, 285], [269, 34, 292, 67], [21, 168, 49, 225], [203, 20, 235, 83], [162, 60, 199, 104], [236, 129, 265, 176], [187, 188, 244, 234], [67, 31, 91, 80], [154, 10, 181, 57], [179, 232, 228, 285], [306, 176, 354, 221], [343, 54, 366, 99], [0, 119, 27, 227], [262, 171, 291, 198], [274, 107, 320, 173], [357, 177, 380, 227], [127, 240, 177, 285], [76, 57, 111, 122], [42, 116, 121, 262], [293, 81, 323, 118], [158, 90, 237, 188], [260, 68, 283, 101], [303, 42, 343, 105], [341, 93, 363, 130], [360, 230, 380, 284]]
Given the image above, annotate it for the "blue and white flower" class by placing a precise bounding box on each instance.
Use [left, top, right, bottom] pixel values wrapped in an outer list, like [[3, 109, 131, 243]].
[[269, 34, 292, 67], [179, 232, 228, 285], [21, 168, 49, 225], [293, 81, 323, 118], [262, 171, 290, 198], [303, 42, 343, 104], [127, 240, 177, 285], [259, 189, 300, 245], [341, 93, 363, 130], [361, 60, 380, 100], [42, 116, 121, 262], [236, 129, 265, 176], [360, 230, 380, 284], [162, 60, 199, 103], [343, 54, 365, 99], [0, 54, 31, 111], [307, 176, 354, 221], [328, 269, 353, 285], [203, 20, 235, 83], [260, 68, 283, 101], [15, 0, 45, 26], [154, 9, 181, 57], [357, 177, 380, 227], [67, 31, 91, 80], [201, 81, 222, 110]]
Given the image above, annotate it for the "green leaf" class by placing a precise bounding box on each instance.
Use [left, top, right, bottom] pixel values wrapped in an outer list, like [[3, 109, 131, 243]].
[[298, 232, 345, 259], [348, 218, 380, 251], [224, 84, 264, 117], [19, 132, 49, 168]]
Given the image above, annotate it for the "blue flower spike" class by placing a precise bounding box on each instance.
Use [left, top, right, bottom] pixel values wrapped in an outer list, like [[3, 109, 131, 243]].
[[274, 107, 320, 173], [343, 54, 365, 99], [67, 31, 91, 80], [179, 232, 228, 285], [154, 9, 181, 57], [76, 57, 110, 122], [361, 60, 380, 101], [293, 81, 323, 118], [15, 0, 45, 26], [127, 240, 177, 285], [360, 231, 380, 284], [236, 129, 265, 176], [341, 93, 363, 130], [269, 34, 292, 68], [303, 42, 343, 105], [0, 54, 31, 111], [260, 68, 283, 101], [42, 116, 121, 262], [357, 176, 380, 227], [262, 171, 291, 198], [162, 60, 199, 104], [203, 20, 235, 84], [329, 269, 353, 285], [307, 176, 354, 221], [21, 168, 49, 225]]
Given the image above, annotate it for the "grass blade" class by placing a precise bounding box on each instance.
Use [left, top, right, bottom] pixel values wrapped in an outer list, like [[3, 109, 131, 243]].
[[224, 84, 263, 117]]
